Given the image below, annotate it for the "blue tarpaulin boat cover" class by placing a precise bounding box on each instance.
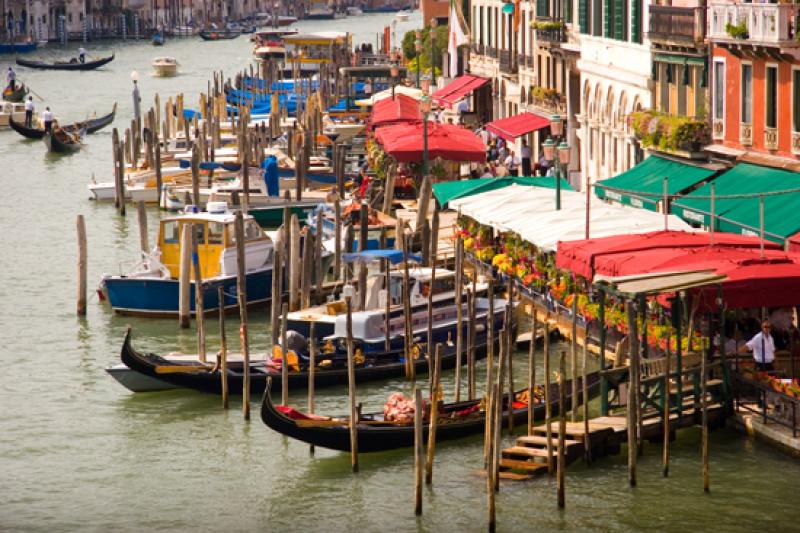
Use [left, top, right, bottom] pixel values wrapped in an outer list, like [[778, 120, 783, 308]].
[[342, 249, 421, 265], [183, 108, 201, 120], [262, 155, 279, 197]]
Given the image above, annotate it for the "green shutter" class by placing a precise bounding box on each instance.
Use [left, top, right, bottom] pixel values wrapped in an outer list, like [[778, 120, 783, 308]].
[[631, 0, 642, 43], [578, 0, 587, 33], [537, 0, 549, 17], [603, 0, 611, 38], [613, 0, 624, 40], [565, 0, 573, 25]]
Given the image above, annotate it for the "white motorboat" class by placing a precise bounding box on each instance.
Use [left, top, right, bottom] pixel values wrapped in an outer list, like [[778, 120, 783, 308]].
[[395, 10, 410, 22], [152, 56, 178, 77], [346, 6, 363, 16], [0, 100, 27, 128]]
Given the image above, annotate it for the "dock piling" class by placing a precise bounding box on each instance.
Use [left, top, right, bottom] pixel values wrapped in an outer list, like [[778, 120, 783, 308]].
[[178, 224, 191, 328], [425, 343, 442, 485], [345, 291, 359, 472], [76, 215, 87, 316], [218, 285, 229, 409], [234, 211, 251, 420], [557, 350, 567, 508], [191, 225, 206, 363], [414, 386, 423, 515]]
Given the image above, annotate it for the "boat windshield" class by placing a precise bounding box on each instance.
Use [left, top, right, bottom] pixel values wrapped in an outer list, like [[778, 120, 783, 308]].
[[420, 277, 456, 297], [227, 220, 264, 243], [162, 221, 180, 244]]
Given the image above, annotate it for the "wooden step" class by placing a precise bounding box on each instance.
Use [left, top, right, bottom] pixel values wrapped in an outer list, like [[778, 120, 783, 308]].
[[516, 435, 580, 447], [502, 445, 562, 458], [498, 458, 549, 473], [498, 471, 533, 481]]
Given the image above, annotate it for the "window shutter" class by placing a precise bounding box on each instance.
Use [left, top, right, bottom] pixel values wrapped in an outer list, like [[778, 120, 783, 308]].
[[578, 0, 588, 33], [565, 0, 573, 25], [537, 0, 549, 17], [613, 0, 624, 40], [603, 0, 611, 38], [630, 0, 642, 43]]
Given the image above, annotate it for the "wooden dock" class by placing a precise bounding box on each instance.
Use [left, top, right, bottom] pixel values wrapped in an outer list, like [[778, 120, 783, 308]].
[[495, 397, 726, 481]]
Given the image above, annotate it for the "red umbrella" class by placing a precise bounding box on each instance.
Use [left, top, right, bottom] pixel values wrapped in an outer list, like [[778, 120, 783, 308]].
[[376, 122, 486, 163], [555, 230, 782, 279], [369, 94, 421, 131]]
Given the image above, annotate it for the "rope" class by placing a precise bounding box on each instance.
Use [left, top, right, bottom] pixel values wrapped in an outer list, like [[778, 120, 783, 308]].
[[593, 183, 800, 201]]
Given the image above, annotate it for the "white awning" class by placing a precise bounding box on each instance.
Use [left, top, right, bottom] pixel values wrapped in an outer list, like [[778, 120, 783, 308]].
[[450, 184, 697, 252]]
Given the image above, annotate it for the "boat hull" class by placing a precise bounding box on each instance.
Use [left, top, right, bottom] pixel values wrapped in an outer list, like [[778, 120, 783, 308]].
[[106, 363, 180, 392], [249, 202, 319, 229], [104, 268, 273, 316], [16, 54, 115, 71]]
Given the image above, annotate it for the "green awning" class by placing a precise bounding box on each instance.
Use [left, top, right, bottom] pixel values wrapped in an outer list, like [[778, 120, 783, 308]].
[[672, 162, 800, 243], [595, 155, 716, 212], [653, 53, 706, 67], [433, 176, 573, 208]]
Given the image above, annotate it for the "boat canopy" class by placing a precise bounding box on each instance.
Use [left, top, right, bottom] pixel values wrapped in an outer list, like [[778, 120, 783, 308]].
[[342, 249, 421, 265]]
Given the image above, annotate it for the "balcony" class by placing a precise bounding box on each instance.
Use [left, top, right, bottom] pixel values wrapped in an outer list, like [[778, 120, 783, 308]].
[[499, 50, 518, 76], [648, 6, 705, 45], [740, 122, 753, 146], [765, 128, 778, 151], [708, 2, 800, 48], [532, 18, 566, 44]]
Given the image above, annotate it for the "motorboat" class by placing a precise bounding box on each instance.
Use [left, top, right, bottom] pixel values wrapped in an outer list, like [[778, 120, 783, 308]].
[[395, 10, 410, 22], [0, 100, 28, 128], [152, 56, 178, 77], [99, 202, 277, 316]]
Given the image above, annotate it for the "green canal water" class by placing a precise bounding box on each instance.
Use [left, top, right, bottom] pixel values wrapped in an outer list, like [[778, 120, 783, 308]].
[[1, 11, 799, 532]]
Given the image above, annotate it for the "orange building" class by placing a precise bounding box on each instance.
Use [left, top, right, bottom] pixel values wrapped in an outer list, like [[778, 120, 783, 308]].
[[708, 3, 800, 161], [421, 0, 449, 26]]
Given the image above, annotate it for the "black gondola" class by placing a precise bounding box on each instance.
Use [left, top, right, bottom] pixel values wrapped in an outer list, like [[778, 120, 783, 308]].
[[2, 83, 28, 102], [9, 102, 116, 140], [44, 125, 85, 153], [16, 53, 115, 71], [199, 30, 240, 41], [117, 325, 496, 395], [260, 372, 602, 453]]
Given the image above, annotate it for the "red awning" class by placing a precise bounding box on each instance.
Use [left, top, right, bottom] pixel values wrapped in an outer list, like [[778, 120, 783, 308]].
[[555, 230, 782, 280], [375, 122, 486, 163], [369, 93, 420, 130], [431, 74, 489, 108], [485, 112, 550, 142]]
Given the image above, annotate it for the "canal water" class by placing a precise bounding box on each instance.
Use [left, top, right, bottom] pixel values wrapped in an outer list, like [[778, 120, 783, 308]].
[[1, 11, 798, 532]]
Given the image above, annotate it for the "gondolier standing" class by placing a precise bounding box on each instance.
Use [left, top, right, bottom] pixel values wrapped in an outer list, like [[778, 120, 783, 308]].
[[78, 47, 87, 64], [41, 107, 54, 133], [6, 66, 16, 91], [24, 96, 34, 127], [131, 71, 141, 122]]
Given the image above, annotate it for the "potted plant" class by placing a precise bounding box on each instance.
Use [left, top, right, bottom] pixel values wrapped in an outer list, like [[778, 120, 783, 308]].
[[725, 20, 748, 39]]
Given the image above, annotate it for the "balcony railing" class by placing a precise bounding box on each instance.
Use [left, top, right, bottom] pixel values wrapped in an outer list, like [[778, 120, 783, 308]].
[[648, 5, 705, 43], [708, 2, 800, 47], [533, 18, 566, 44], [499, 50, 518, 75]]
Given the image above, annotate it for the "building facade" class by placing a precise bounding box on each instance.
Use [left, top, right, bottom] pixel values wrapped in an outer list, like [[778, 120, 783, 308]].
[[707, 1, 800, 163]]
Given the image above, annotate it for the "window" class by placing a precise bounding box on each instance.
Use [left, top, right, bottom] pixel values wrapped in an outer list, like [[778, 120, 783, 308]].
[[592, 0, 602, 36], [766, 65, 778, 129], [208, 222, 225, 245], [162, 221, 180, 244], [741, 63, 752, 124], [713, 60, 725, 120], [792, 70, 800, 132]]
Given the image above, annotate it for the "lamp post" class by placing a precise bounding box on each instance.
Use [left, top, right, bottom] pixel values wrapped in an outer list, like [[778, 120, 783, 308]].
[[420, 93, 432, 176], [543, 114, 570, 211], [415, 31, 422, 88], [390, 50, 399, 99]]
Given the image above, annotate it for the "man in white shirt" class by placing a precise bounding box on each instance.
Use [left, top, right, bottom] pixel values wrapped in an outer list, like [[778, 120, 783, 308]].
[[78, 47, 87, 63], [24, 96, 34, 127], [742, 320, 776, 371], [504, 150, 521, 176], [41, 106, 53, 133]]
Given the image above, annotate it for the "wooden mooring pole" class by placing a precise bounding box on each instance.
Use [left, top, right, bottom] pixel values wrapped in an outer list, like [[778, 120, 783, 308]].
[[528, 301, 537, 435], [281, 302, 289, 406], [425, 343, 442, 485], [76, 215, 87, 316], [178, 224, 192, 328], [663, 334, 671, 477], [454, 236, 464, 402], [191, 225, 206, 363], [544, 312, 553, 475], [345, 290, 359, 472], [218, 286, 229, 409], [557, 350, 567, 508], [571, 295, 578, 422], [308, 321, 316, 456], [626, 301, 638, 486], [235, 211, 251, 420], [414, 386, 423, 516]]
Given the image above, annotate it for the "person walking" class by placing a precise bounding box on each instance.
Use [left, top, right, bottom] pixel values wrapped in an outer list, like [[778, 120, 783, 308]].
[[24, 96, 34, 127], [41, 106, 54, 133], [520, 138, 532, 176], [741, 320, 776, 372]]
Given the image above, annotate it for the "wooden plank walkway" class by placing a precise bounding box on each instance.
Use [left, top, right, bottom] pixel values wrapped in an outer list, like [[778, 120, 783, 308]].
[[493, 401, 726, 481]]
